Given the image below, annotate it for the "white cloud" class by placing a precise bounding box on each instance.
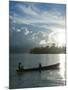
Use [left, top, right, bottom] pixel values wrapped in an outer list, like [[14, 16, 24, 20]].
[[10, 3, 66, 46], [12, 15, 65, 30], [13, 4, 65, 28], [31, 31, 48, 45], [17, 29, 21, 32], [10, 4, 65, 30], [39, 40, 46, 46], [18, 5, 38, 17], [24, 29, 30, 35]]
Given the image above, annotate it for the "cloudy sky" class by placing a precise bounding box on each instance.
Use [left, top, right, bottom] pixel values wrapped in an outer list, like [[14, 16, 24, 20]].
[[9, 1, 66, 50]]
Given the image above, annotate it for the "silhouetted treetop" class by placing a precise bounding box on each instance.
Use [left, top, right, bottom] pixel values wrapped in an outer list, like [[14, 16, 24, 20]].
[[30, 45, 66, 54]]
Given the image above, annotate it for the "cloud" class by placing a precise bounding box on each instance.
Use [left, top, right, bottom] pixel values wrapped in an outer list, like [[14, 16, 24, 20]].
[[24, 29, 30, 35], [39, 40, 46, 46], [30, 31, 49, 45], [17, 29, 21, 32], [9, 2, 66, 48], [18, 5, 38, 17], [10, 2, 66, 29]]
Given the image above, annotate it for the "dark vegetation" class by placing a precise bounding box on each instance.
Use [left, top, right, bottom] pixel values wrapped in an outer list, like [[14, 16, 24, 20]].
[[10, 44, 66, 54], [30, 44, 66, 54]]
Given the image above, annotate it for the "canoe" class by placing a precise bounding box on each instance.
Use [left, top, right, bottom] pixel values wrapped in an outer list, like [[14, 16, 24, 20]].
[[16, 63, 60, 73]]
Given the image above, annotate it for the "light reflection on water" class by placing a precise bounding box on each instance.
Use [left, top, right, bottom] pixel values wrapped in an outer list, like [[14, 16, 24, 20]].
[[10, 54, 66, 88], [59, 54, 65, 80], [41, 54, 66, 82]]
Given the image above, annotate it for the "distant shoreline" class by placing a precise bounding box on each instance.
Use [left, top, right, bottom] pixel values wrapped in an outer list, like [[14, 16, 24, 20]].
[[30, 46, 66, 54], [10, 45, 66, 54]]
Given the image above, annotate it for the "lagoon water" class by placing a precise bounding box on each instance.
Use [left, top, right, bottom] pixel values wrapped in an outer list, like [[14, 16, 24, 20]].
[[9, 54, 66, 89]]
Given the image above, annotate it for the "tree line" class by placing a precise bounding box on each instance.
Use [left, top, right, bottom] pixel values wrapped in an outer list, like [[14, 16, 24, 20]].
[[30, 44, 66, 54]]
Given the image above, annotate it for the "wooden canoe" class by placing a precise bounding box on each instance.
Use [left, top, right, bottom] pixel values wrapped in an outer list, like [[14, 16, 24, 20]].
[[16, 63, 60, 73]]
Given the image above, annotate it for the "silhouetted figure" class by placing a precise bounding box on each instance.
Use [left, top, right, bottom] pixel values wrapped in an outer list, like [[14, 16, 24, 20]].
[[18, 62, 21, 71], [18, 62, 24, 72], [39, 63, 41, 72]]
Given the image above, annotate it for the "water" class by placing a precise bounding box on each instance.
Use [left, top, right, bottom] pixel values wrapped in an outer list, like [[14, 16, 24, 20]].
[[9, 54, 66, 89]]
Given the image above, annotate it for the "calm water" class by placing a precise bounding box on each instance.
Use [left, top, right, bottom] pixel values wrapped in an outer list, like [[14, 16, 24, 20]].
[[9, 54, 66, 89]]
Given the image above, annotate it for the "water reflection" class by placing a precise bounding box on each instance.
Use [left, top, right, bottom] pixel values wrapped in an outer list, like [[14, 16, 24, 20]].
[[59, 54, 65, 80], [41, 54, 65, 81], [10, 54, 66, 88]]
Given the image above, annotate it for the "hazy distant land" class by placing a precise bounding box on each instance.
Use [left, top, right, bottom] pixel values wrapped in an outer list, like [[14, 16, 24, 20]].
[[30, 46, 66, 54], [10, 44, 66, 54]]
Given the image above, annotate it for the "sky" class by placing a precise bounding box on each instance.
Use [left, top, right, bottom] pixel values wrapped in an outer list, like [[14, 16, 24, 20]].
[[9, 1, 66, 50]]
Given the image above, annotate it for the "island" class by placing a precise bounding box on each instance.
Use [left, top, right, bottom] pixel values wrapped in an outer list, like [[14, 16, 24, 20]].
[[10, 44, 66, 54], [30, 44, 66, 54]]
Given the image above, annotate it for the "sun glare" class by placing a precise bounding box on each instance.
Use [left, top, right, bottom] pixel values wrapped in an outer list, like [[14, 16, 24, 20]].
[[56, 33, 65, 47], [52, 30, 65, 47], [59, 54, 65, 79]]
